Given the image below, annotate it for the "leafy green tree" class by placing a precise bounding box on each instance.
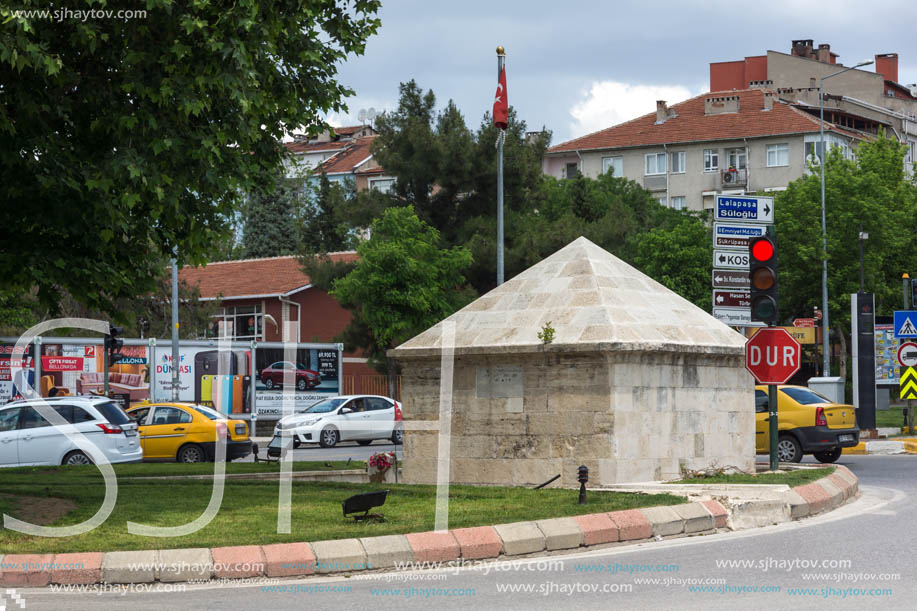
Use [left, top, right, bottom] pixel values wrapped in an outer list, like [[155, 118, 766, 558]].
[[331, 206, 474, 372], [300, 172, 352, 254], [0, 0, 380, 314], [241, 174, 303, 259], [776, 133, 917, 377], [629, 216, 713, 311]]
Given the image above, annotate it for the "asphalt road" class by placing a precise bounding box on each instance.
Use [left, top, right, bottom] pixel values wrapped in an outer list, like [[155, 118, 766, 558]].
[[241, 439, 403, 463], [16, 455, 916, 610]]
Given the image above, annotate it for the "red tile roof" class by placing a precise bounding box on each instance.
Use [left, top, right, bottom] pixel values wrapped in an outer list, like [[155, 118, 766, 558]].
[[180, 253, 358, 300], [547, 89, 858, 154], [282, 140, 351, 154], [333, 125, 364, 135], [318, 136, 376, 174]]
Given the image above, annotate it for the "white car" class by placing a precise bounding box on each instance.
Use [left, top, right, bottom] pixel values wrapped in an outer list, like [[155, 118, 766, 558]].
[[0, 396, 142, 467], [273, 395, 403, 448]]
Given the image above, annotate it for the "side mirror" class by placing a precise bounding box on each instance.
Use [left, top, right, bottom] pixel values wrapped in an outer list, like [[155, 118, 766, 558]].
[[340, 407, 353, 414]]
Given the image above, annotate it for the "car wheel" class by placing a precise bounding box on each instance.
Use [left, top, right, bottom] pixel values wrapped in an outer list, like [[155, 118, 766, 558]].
[[777, 435, 803, 463], [319, 427, 339, 448], [264, 378, 274, 390], [178, 444, 206, 463], [391, 427, 403, 445], [814, 447, 843, 463], [357, 440, 373, 446], [63, 451, 92, 466], [292, 439, 302, 449], [297, 378, 307, 391]]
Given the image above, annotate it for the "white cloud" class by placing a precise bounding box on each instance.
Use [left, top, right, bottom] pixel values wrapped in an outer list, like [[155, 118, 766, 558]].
[[568, 81, 697, 139]]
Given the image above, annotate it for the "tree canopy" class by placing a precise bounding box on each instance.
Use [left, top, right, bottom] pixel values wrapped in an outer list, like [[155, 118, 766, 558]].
[[775, 133, 917, 373], [330, 206, 473, 370], [0, 0, 380, 314]]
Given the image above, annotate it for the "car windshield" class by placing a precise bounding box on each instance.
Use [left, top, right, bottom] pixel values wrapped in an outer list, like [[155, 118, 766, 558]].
[[303, 398, 347, 414], [781, 387, 832, 405], [189, 404, 223, 420]]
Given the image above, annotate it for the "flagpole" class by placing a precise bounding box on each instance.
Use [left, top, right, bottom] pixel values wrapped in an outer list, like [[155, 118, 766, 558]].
[[496, 45, 505, 286]]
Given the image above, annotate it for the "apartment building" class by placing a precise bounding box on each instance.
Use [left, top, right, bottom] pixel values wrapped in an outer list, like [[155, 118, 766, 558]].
[[711, 39, 917, 168], [544, 88, 860, 211]]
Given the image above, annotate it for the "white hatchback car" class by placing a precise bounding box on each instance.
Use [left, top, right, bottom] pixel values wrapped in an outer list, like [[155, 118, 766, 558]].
[[273, 395, 403, 448], [0, 396, 142, 467]]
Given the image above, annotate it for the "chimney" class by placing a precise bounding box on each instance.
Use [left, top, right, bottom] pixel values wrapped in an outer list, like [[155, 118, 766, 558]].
[[817, 43, 832, 64], [791, 39, 814, 59], [704, 95, 740, 116], [656, 100, 668, 124], [875, 53, 899, 83], [763, 91, 774, 111]]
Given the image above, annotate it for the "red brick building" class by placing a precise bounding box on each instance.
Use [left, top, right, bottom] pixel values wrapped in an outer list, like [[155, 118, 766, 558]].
[[179, 253, 382, 395]]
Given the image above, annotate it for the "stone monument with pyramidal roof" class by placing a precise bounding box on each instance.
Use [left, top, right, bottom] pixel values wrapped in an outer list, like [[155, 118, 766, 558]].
[[390, 237, 755, 486]]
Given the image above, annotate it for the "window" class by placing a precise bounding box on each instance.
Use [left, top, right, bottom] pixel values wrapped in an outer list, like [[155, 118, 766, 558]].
[[781, 387, 831, 405], [367, 398, 393, 411], [657, 197, 668, 206], [602, 156, 623, 177], [0, 407, 20, 432], [19, 407, 51, 429], [704, 149, 719, 172], [95, 402, 132, 425], [369, 178, 395, 194], [670, 151, 685, 174], [151, 407, 192, 426], [645, 153, 666, 175], [130, 407, 151, 424], [754, 390, 768, 413], [210, 305, 264, 341], [671, 196, 686, 210], [565, 162, 579, 178], [726, 148, 747, 170], [767, 143, 789, 167]]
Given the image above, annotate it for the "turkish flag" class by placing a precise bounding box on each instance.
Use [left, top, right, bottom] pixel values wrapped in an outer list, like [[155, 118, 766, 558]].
[[493, 66, 508, 129]]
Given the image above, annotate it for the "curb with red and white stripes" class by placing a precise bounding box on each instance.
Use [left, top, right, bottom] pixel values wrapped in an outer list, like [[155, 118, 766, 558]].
[[0, 466, 858, 587]]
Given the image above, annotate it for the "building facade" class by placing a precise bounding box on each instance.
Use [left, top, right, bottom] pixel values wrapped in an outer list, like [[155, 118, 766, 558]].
[[544, 89, 859, 211], [179, 254, 382, 395]]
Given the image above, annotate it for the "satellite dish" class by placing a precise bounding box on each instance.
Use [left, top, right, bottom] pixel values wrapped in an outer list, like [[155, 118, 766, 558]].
[[358, 109, 367, 124], [367, 108, 377, 123]]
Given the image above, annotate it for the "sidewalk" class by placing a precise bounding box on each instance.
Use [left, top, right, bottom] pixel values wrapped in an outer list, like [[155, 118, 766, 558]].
[[843, 438, 917, 455]]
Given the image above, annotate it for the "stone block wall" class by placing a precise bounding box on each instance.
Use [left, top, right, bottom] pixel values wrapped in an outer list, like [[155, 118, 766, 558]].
[[399, 349, 754, 487]]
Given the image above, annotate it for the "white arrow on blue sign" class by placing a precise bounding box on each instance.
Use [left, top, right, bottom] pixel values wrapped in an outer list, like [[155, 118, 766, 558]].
[[894, 311, 917, 338], [714, 195, 774, 224]]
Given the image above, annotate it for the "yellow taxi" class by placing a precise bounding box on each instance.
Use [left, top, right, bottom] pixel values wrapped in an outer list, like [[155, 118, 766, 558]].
[[755, 385, 859, 464], [126, 402, 251, 463]]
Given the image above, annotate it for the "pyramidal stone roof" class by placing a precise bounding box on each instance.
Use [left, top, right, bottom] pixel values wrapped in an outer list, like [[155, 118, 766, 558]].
[[391, 236, 746, 357]]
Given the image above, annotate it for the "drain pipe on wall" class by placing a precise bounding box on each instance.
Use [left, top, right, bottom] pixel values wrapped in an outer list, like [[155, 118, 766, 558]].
[[278, 295, 301, 343]]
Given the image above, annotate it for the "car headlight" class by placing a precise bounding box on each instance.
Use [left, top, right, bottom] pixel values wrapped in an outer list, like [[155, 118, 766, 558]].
[[303, 418, 321, 426]]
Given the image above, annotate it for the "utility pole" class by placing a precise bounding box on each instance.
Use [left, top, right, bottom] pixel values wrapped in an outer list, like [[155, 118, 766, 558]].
[[172, 254, 180, 401]]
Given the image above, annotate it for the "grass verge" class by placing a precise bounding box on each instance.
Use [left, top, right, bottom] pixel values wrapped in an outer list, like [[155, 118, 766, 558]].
[[0, 463, 684, 554], [671, 466, 834, 487]]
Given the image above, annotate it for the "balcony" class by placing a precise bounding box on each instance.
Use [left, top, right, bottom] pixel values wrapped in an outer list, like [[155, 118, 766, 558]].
[[720, 168, 747, 187]]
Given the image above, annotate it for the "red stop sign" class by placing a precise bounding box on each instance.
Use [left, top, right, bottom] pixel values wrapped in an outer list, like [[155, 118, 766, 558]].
[[745, 328, 801, 384]]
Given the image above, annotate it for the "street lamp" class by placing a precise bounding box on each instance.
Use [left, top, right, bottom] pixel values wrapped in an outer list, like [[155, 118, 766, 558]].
[[819, 59, 873, 376]]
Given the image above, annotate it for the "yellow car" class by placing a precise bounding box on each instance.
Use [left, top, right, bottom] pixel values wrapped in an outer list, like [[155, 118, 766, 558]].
[[755, 385, 859, 464], [126, 402, 252, 463]]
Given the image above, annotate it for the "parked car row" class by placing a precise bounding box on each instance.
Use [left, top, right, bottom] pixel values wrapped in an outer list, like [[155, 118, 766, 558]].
[[0, 393, 403, 467]]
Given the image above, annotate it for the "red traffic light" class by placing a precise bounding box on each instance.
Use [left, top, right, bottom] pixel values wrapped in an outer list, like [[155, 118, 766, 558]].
[[751, 239, 774, 261]]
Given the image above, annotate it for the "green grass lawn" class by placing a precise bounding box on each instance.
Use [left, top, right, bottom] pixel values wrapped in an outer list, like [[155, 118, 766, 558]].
[[671, 466, 834, 487], [875, 409, 907, 429], [0, 463, 685, 554]]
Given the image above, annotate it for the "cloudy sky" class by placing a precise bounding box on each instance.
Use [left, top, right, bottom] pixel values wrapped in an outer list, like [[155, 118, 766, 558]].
[[327, 0, 917, 146]]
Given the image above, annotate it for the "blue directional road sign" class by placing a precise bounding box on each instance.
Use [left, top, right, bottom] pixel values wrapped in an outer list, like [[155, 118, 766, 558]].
[[894, 311, 917, 338], [713, 222, 768, 250], [714, 195, 774, 224]]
